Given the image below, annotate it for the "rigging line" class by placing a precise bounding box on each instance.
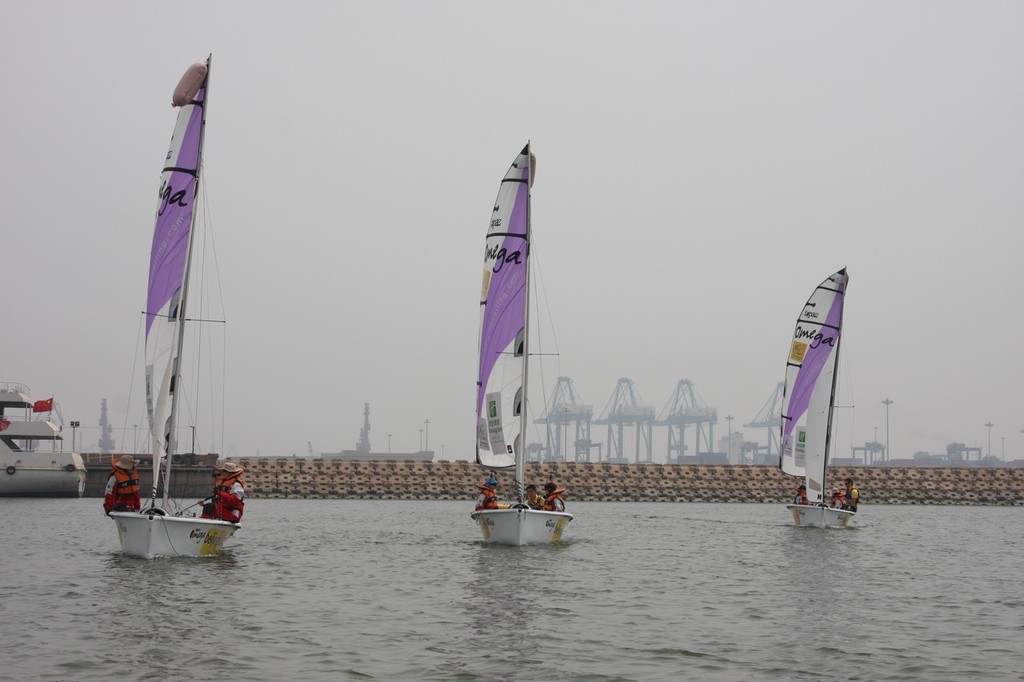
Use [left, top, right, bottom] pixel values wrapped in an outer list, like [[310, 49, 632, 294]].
[[120, 312, 146, 447]]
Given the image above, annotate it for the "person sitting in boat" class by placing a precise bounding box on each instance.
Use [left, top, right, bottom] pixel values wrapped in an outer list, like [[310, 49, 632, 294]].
[[843, 477, 859, 512], [793, 484, 809, 506], [474, 476, 500, 511], [525, 484, 545, 510], [103, 455, 141, 514], [542, 481, 566, 512], [830, 490, 847, 508], [202, 460, 245, 523]]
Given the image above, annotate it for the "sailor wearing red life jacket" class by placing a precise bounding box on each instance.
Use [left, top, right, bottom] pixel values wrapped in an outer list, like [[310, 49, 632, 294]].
[[104, 455, 141, 514], [542, 481, 566, 512], [202, 461, 245, 523], [793, 484, 809, 506], [475, 476, 499, 511]]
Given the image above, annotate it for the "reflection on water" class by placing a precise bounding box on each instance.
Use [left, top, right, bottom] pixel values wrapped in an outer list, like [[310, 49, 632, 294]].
[[1, 498, 1022, 681]]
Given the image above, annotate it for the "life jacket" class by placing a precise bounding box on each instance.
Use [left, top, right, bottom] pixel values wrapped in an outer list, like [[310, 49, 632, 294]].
[[845, 486, 859, 510], [210, 470, 245, 522], [793, 492, 809, 505], [543, 488, 566, 512], [215, 470, 244, 494], [477, 485, 498, 509], [111, 466, 140, 496], [526, 493, 545, 509]]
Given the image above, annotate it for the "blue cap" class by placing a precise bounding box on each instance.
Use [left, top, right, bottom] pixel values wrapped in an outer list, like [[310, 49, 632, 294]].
[[484, 476, 498, 487]]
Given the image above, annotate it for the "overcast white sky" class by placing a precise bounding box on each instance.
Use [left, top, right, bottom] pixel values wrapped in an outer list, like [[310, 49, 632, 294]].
[[3, 1, 1022, 462]]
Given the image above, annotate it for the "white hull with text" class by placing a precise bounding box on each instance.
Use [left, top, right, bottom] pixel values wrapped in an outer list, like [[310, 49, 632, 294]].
[[109, 510, 239, 558], [787, 504, 854, 528], [470, 508, 573, 546]]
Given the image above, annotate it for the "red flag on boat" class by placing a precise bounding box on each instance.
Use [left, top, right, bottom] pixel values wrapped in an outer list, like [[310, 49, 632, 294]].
[[0, 419, 10, 432], [32, 397, 53, 413]]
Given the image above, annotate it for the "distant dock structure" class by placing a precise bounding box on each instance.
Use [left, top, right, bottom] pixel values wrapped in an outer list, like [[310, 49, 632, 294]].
[[322, 403, 434, 462]]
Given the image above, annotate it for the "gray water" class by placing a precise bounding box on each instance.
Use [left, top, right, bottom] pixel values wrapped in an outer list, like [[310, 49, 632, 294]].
[[1, 499, 1021, 681]]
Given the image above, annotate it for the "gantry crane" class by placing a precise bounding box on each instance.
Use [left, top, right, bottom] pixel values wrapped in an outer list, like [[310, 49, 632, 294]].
[[595, 378, 654, 463], [656, 379, 717, 462], [535, 376, 595, 462]]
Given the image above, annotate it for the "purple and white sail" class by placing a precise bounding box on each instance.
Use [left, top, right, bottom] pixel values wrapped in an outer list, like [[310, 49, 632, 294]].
[[144, 59, 209, 502], [476, 144, 534, 473], [779, 268, 848, 503]]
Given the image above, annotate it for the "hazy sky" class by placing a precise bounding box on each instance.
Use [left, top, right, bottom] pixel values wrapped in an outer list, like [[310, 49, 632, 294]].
[[3, 1, 1022, 462]]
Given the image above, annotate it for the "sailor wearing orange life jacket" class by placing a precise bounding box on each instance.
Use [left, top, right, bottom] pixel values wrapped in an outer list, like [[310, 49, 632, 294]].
[[542, 481, 566, 512], [202, 461, 245, 523], [474, 476, 499, 511], [103, 455, 141, 514], [793, 484, 809, 506]]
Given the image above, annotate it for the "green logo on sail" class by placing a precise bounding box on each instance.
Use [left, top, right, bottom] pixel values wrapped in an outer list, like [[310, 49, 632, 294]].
[[489, 400, 497, 419], [798, 431, 806, 443]]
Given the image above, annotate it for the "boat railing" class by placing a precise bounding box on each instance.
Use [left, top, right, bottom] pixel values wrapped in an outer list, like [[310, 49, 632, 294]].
[[0, 382, 32, 396]]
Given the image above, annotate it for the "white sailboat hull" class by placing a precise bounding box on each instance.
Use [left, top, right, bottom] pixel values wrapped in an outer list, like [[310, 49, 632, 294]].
[[787, 504, 855, 528], [109, 510, 239, 558], [470, 507, 573, 546]]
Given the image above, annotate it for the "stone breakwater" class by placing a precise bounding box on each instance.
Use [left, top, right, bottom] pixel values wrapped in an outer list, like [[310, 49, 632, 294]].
[[238, 459, 1024, 505]]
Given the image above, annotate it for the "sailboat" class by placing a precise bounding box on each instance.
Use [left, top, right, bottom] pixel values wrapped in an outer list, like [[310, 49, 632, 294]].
[[779, 268, 855, 528], [469, 144, 573, 545], [108, 57, 240, 558]]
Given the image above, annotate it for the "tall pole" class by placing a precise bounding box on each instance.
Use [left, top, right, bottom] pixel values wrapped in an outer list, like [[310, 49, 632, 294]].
[[882, 399, 893, 462], [725, 415, 734, 463], [424, 419, 430, 452], [985, 422, 994, 459], [872, 421, 880, 464], [418, 428, 423, 452], [387, 433, 392, 453]]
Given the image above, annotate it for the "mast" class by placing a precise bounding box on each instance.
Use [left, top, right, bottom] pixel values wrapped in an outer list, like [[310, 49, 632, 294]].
[[820, 268, 846, 480], [515, 143, 533, 504], [162, 56, 209, 507]]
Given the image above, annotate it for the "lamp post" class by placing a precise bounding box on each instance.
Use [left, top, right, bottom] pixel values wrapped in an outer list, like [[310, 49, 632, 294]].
[[424, 419, 431, 452], [872, 426, 879, 465], [190, 425, 196, 456], [70, 420, 80, 452], [388, 433, 392, 454], [984, 422, 994, 460], [881, 399, 893, 461], [419, 428, 424, 452], [725, 415, 734, 463]]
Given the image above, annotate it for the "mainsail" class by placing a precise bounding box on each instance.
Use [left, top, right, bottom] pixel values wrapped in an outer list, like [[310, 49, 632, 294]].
[[779, 268, 848, 503], [144, 59, 209, 503], [476, 144, 534, 476]]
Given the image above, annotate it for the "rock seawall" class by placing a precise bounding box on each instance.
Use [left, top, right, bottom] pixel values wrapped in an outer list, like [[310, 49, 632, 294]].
[[239, 459, 1024, 506]]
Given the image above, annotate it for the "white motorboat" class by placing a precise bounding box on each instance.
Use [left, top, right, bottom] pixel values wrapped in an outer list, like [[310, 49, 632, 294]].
[[0, 382, 85, 497]]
